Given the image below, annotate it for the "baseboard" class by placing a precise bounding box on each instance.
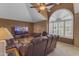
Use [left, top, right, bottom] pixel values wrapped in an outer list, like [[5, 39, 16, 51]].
[[58, 37, 74, 45]]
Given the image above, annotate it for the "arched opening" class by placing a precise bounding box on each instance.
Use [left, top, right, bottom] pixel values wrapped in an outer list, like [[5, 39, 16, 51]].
[[49, 9, 74, 41]]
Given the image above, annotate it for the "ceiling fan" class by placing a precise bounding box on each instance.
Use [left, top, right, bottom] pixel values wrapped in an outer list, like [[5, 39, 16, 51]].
[[31, 3, 60, 12]]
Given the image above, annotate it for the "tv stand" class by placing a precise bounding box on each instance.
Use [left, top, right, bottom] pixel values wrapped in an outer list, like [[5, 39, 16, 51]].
[[13, 33, 30, 39]]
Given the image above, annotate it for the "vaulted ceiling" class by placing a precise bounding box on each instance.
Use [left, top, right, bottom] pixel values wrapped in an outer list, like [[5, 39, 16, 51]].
[[0, 3, 46, 22]]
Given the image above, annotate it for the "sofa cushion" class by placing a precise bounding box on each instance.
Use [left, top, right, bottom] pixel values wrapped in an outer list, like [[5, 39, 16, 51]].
[[31, 36, 48, 45]]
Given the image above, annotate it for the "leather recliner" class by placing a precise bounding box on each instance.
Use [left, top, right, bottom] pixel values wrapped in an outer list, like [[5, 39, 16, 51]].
[[19, 35, 58, 56], [49, 35, 59, 52], [31, 37, 48, 56], [44, 35, 59, 55], [23, 37, 48, 56]]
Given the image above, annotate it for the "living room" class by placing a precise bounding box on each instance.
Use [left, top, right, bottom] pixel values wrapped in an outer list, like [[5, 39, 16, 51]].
[[0, 3, 79, 56]]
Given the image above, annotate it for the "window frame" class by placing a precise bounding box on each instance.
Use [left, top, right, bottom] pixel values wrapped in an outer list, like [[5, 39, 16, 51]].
[[49, 9, 73, 39]]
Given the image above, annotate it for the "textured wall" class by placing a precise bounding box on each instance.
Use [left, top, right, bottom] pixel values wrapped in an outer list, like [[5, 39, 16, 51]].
[[0, 18, 34, 33], [34, 20, 47, 33], [48, 3, 74, 44], [73, 4, 79, 47], [74, 13, 79, 47]]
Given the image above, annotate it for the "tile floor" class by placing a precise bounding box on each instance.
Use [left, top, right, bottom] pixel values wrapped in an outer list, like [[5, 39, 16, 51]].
[[48, 42, 79, 56]]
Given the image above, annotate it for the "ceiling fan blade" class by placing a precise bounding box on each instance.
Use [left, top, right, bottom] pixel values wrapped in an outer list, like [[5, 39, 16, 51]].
[[49, 3, 59, 10], [30, 6, 38, 8], [31, 3, 40, 8], [46, 3, 55, 6]]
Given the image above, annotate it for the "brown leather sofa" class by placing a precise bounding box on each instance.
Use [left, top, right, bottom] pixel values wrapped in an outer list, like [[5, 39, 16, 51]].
[[10, 35, 58, 56], [18, 37, 47, 56], [31, 37, 48, 56], [44, 35, 53, 55], [44, 35, 59, 55]]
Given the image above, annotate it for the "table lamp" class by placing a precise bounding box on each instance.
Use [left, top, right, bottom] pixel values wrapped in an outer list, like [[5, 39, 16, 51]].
[[0, 27, 13, 56]]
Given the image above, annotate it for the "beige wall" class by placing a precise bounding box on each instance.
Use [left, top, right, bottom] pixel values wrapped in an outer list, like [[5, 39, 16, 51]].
[[41, 3, 74, 33], [34, 20, 47, 33], [1, 3, 79, 47], [0, 18, 34, 33], [50, 3, 79, 47], [0, 18, 47, 34], [50, 3, 74, 14], [73, 4, 79, 47], [48, 3, 74, 44], [74, 13, 79, 47], [33, 3, 74, 34]]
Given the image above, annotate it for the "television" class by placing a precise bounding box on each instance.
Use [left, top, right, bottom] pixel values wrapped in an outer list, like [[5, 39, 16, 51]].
[[14, 26, 29, 35]]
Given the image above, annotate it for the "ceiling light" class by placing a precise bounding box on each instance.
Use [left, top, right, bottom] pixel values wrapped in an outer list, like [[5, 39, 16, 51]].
[[39, 5, 46, 11]]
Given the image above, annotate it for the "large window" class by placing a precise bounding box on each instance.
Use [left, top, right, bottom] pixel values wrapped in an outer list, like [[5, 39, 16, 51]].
[[49, 9, 73, 39]]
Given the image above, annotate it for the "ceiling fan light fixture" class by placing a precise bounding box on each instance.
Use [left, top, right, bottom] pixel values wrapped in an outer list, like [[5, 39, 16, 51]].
[[39, 5, 46, 11]]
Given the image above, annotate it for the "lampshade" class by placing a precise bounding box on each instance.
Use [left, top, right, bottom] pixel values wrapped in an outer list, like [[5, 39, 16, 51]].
[[0, 27, 13, 40]]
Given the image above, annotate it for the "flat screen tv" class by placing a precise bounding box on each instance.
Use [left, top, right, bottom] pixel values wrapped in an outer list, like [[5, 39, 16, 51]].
[[14, 26, 29, 35]]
